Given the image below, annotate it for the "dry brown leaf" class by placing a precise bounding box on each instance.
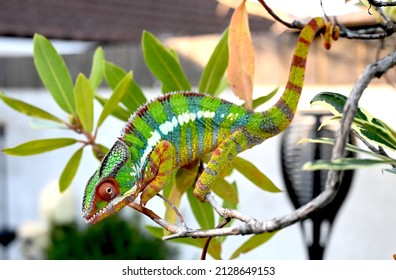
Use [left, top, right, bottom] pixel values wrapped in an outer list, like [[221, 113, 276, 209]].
[[227, 0, 255, 110]]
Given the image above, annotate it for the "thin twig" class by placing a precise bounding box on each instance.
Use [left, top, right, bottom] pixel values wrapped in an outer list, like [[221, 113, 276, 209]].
[[256, 0, 304, 30]]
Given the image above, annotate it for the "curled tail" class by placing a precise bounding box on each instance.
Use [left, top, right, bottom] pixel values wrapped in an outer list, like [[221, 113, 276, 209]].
[[261, 17, 339, 135]]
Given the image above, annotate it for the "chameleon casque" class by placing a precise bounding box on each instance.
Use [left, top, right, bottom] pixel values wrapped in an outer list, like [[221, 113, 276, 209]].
[[82, 18, 338, 224]]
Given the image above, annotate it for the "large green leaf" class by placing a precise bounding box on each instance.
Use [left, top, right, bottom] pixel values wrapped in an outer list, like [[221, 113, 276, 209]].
[[0, 91, 63, 123], [198, 28, 229, 95], [230, 231, 278, 259], [187, 188, 215, 230], [33, 34, 75, 114], [104, 61, 146, 113], [142, 31, 191, 93], [311, 92, 369, 121], [352, 117, 396, 151], [89, 47, 105, 90], [59, 147, 83, 192], [3, 138, 77, 156], [232, 157, 281, 193], [96, 72, 133, 128], [145, 226, 222, 259], [311, 92, 396, 150], [74, 74, 94, 133]]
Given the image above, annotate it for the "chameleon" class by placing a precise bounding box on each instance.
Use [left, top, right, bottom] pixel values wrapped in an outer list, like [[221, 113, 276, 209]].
[[82, 17, 339, 224]]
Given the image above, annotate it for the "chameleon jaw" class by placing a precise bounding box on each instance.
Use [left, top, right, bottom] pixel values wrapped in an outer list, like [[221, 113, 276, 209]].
[[83, 187, 139, 224]]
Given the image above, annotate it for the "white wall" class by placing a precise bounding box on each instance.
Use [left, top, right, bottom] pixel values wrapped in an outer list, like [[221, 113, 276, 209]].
[[0, 86, 395, 260]]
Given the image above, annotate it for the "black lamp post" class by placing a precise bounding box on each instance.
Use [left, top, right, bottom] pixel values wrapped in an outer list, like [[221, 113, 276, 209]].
[[280, 111, 354, 259]]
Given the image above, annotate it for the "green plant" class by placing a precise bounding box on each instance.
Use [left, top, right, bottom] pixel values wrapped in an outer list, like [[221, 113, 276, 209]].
[[46, 214, 177, 260], [302, 92, 396, 174]]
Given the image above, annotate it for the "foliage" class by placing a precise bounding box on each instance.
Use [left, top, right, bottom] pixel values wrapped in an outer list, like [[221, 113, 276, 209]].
[[303, 92, 396, 174], [46, 214, 177, 260], [0, 1, 279, 259]]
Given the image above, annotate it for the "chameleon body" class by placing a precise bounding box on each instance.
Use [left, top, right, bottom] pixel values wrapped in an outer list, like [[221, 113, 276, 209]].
[[82, 18, 338, 224]]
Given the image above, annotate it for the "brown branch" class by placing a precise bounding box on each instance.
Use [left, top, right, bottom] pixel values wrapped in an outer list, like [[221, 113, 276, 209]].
[[256, 0, 304, 30], [156, 49, 396, 241]]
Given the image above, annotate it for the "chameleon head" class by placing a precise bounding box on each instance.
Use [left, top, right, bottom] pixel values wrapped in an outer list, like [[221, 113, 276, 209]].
[[81, 140, 140, 224]]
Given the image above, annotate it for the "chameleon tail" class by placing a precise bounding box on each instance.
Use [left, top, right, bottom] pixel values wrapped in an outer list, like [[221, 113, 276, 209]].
[[262, 17, 338, 134]]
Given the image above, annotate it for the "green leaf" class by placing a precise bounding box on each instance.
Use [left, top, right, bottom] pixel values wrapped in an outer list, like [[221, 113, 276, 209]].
[[212, 177, 238, 204], [232, 156, 281, 193], [0, 91, 63, 123], [59, 147, 83, 192], [142, 31, 191, 93], [198, 28, 229, 95], [74, 74, 94, 133], [311, 91, 396, 151], [230, 231, 278, 259], [3, 138, 77, 156], [33, 34, 75, 114], [104, 61, 146, 113], [352, 117, 396, 151], [303, 158, 396, 171], [97, 72, 133, 128], [95, 95, 130, 122], [252, 87, 279, 109], [89, 47, 105, 90], [311, 92, 369, 121], [187, 188, 215, 230], [145, 226, 222, 259]]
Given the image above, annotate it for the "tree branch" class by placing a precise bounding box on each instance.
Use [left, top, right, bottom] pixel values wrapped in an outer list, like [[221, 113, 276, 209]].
[[126, 0, 396, 242], [134, 49, 396, 241]]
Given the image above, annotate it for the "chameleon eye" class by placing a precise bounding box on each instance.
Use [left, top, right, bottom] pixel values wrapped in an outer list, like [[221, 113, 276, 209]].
[[97, 180, 119, 201]]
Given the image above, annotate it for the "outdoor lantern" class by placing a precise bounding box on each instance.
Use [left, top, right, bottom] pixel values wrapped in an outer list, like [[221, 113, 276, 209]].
[[280, 111, 355, 260]]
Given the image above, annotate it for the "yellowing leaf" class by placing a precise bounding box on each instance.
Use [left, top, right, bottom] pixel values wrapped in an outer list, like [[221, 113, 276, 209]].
[[228, 0, 254, 109], [59, 147, 83, 192], [89, 47, 105, 90], [74, 74, 94, 133]]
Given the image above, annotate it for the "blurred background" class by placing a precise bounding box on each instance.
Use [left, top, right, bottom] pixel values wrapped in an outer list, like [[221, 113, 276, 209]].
[[0, 0, 396, 260]]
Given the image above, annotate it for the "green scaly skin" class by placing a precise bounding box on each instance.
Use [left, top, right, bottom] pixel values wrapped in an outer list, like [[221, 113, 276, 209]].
[[82, 18, 338, 224]]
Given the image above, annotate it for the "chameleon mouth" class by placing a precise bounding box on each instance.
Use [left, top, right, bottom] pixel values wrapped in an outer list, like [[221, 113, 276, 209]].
[[83, 194, 136, 224]]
